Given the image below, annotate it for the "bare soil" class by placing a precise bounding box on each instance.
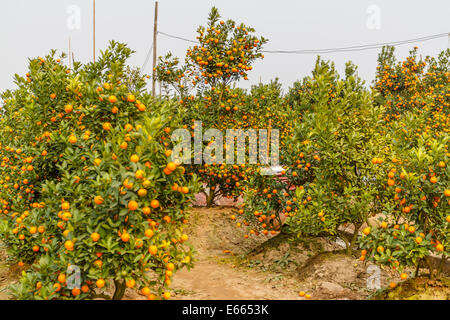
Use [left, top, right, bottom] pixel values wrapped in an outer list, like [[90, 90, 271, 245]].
[[0, 243, 27, 300]]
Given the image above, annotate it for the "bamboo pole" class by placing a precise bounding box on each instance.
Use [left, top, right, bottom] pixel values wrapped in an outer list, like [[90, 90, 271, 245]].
[[152, 1, 159, 96], [93, 0, 96, 63], [267, 119, 272, 164]]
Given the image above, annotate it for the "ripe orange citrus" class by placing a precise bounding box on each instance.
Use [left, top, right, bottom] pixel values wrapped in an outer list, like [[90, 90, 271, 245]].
[[127, 94, 136, 102], [149, 245, 157, 255], [130, 154, 139, 163], [144, 229, 154, 238], [126, 279, 135, 288], [150, 199, 160, 209], [362, 227, 370, 235], [91, 232, 100, 242], [135, 170, 145, 179], [68, 135, 77, 144], [94, 195, 104, 205], [128, 200, 138, 211], [141, 287, 150, 296], [64, 240, 74, 251], [65, 104, 73, 113], [96, 279, 105, 288]]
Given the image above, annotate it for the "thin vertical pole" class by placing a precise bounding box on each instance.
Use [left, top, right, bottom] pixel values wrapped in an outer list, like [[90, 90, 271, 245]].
[[69, 37, 72, 68], [152, 1, 159, 96], [93, 0, 96, 63], [267, 119, 272, 162]]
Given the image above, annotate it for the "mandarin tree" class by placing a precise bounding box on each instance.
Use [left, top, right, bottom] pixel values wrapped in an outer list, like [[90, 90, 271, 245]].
[[237, 59, 390, 255], [359, 47, 449, 280], [155, 7, 273, 206], [359, 135, 449, 279], [236, 59, 341, 238], [0, 41, 199, 300], [374, 46, 449, 135]]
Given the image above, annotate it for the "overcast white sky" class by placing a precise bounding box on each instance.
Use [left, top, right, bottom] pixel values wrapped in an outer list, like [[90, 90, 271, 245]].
[[1, 0, 449, 92]]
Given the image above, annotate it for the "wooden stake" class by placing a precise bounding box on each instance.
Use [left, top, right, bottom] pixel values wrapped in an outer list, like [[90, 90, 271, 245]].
[[152, 1, 159, 96], [93, 0, 96, 63]]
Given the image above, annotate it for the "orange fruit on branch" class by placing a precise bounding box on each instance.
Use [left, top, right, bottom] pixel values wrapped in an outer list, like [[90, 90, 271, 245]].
[[128, 200, 139, 211]]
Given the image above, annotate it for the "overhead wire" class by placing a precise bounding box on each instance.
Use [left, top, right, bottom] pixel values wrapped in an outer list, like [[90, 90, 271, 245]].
[[157, 31, 449, 54], [140, 42, 154, 74]]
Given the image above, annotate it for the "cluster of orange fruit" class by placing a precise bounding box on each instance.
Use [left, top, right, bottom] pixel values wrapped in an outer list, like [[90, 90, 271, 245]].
[[375, 46, 449, 135]]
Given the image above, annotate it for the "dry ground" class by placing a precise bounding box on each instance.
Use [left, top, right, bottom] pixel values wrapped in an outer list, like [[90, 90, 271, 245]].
[[127, 206, 402, 300]]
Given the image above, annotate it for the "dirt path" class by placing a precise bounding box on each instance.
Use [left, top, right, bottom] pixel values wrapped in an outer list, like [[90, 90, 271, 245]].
[[164, 206, 363, 300], [0, 243, 23, 300], [128, 206, 305, 300], [171, 259, 301, 300], [166, 206, 385, 300]]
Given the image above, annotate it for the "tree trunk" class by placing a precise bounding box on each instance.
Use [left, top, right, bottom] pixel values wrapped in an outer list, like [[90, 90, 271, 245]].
[[436, 255, 447, 279], [414, 258, 422, 278], [425, 256, 435, 280], [112, 279, 126, 300], [337, 231, 350, 253], [346, 222, 362, 255], [206, 188, 215, 207]]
